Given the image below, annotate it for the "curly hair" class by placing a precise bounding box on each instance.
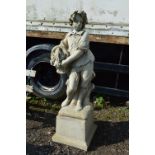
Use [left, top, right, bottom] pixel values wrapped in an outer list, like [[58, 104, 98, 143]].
[[69, 10, 88, 29]]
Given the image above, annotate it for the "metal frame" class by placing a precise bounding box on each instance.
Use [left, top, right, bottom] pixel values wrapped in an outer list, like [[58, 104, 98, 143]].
[[94, 46, 129, 98]]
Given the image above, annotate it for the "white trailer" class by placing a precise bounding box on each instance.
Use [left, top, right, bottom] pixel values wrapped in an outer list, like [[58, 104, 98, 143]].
[[26, 0, 129, 45]]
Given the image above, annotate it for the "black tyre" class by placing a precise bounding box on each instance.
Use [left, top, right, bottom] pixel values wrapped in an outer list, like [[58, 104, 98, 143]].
[[26, 44, 67, 100]]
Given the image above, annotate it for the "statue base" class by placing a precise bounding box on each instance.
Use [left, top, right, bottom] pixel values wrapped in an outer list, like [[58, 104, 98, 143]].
[[52, 105, 97, 151]]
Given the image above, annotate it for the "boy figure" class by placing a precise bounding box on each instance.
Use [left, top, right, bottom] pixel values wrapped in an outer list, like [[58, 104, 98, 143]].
[[51, 11, 95, 111]]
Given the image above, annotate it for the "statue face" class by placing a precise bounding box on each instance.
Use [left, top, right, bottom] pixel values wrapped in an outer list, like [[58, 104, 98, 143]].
[[72, 15, 83, 31]]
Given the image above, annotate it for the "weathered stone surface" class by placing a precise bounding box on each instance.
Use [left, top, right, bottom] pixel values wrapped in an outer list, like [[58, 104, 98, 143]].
[[58, 104, 93, 119], [52, 105, 97, 151], [50, 11, 95, 111]]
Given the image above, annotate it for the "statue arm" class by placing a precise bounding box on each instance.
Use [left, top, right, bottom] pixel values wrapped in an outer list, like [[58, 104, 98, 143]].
[[78, 31, 89, 51], [61, 49, 84, 66]]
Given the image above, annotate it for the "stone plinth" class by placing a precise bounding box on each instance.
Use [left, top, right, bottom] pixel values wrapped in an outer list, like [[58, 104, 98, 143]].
[[52, 105, 97, 151]]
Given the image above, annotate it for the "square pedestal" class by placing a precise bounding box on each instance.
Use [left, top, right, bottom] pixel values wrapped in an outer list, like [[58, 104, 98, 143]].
[[52, 105, 97, 151]]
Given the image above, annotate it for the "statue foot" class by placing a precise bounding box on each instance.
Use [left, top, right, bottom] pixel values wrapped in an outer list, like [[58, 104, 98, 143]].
[[75, 103, 82, 111], [61, 99, 70, 107], [69, 99, 76, 107]]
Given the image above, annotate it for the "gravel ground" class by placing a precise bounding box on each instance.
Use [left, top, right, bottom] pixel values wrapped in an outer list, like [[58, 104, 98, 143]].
[[26, 103, 129, 155]]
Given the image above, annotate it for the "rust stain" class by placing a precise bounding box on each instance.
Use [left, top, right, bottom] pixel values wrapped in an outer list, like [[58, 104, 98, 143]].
[[89, 34, 128, 45], [26, 31, 129, 45]]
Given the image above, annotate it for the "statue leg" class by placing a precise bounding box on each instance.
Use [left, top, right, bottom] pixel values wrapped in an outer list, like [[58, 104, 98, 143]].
[[83, 83, 95, 106], [61, 71, 79, 107], [75, 69, 93, 111], [69, 88, 80, 107], [75, 87, 88, 111]]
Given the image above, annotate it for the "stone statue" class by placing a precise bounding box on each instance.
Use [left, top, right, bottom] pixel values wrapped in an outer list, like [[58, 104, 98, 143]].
[[50, 10, 95, 111], [51, 11, 97, 151]]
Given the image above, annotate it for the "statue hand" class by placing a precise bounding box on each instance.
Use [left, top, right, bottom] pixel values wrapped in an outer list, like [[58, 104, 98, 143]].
[[61, 60, 68, 67], [53, 61, 61, 68], [50, 60, 53, 66]]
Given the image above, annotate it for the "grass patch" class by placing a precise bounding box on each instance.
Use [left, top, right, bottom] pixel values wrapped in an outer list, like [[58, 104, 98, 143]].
[[94, 106, 129, 122], [27, 94, 61, 112], [27, 94, 129, 122]]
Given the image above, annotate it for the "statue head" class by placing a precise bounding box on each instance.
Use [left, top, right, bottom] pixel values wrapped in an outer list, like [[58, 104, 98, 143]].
[[69, 10, 88, 31]]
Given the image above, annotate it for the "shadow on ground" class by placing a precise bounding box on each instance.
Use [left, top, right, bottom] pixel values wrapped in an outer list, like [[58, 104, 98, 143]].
[[89, 120, 129, 151], [26, 143, 54, 155]]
